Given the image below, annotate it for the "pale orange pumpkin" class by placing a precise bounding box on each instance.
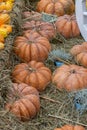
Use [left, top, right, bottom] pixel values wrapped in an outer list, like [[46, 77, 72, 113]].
[[54, 125, 85, 130], [5, 83, 40, 121], [55, 14, 80, 38], [23, 20, 56, 40], [37, 0, 75, 16], [12, 61, 52, 91], [14, 31, 51, 62], [52, 64, 87, 91], [70, 42, 87, 67]]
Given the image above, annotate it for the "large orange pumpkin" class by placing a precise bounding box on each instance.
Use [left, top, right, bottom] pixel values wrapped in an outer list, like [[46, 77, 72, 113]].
[[37, 0, 75, 16], [52, 64, 87, 91], [54, 125, 85, 130], [55, 14, 80, 38], [14, 31, 51, 62], [70, 42, 87, 67], [5, 83, 40, 121], [23, 20, 56, 40], [12, 61, 52, 91]]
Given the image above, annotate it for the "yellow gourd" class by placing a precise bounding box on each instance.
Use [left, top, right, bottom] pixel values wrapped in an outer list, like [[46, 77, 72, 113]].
[[6, 1, 13, 11], [0, 42, 4, 50], [0, 0, 14, 2], [0, 34, 4, 42], [0, 24, 12, 33], [0, 28, 8, 37], [0, 2, 13, 11], [0, 13, 10, 25]]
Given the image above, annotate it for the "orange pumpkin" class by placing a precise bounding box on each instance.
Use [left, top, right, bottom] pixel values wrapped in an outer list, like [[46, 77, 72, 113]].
[[70, 42, 87, 67], [0, 13, 10, 25], [54, 125, 85, 130], [14, 31, 51, 62], [0, 2, 13, 12], [52, 64, 87, 91], [37, 0, 75, 16], [5, 83, 40, 121], [0, 34, 4, 42], [12, 61, 52, 91], [55, 14, 80, 38], [23, 20, 56, 40]]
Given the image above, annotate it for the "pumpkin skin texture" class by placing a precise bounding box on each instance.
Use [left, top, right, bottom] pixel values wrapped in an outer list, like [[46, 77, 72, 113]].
[[22, 20, 56, 40], [55, 14, 80, 38], [0, 24, 12, 33], [22, 11, 41, 21], [70, 42, 87, 67], [37, 0, 75, 16], [54, 125, 85, 130], [52, 64, 87, 91], [14, 31, 51, 62], [0, 13, 10, 25], [5, 83, 40, 121], [12, 61, 52, 91]]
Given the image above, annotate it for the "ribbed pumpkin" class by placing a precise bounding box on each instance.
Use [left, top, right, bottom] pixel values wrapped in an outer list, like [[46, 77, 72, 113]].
[[55, 14, 80, 38], [52, 64, 87, 91], [0, 13, 10, 25], [70, 42, 87, 67], [23, 20, 56, 40], [14, 31, 51, 62], [37, 0, 75, 16], [0, 2, 13, 12], [0, 24, 12, 37], [54, 125, 85, 130], [0, 24, 12, 33], [5, 83, 40, 121], [23, 11, 41, 21], [12, 61, 52, 91]]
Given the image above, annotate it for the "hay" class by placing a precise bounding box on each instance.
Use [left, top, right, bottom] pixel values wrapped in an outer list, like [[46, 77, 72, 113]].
[[0, 0, 87, 130]]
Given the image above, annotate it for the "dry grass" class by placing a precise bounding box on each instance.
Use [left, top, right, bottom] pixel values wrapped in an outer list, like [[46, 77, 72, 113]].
[[0, 0, 87, 130]]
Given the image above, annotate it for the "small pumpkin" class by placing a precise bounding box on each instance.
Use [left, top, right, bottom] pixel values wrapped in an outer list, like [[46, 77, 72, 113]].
[[70, 42, 87, 67], [0, 24, 12, 37], [23, 11, 41, 21], [54, 125, 85, 130], [52, 64, 87, 91], [0, 42, 4, 49], [5, 1, 13, 11], [14, 31, 51, 62], [12, 61, 52, 91], [37, 0, 75, 16], [5, 83, 40, 121], [55, 14, 80, 38], [0, 2, 13, 12], [0, 34, 4, 42], [23, 20, 56, 40], [0, 13, 10, 25]]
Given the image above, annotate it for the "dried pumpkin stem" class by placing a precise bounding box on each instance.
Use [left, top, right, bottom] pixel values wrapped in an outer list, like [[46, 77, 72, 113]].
[[55, 57, 71, 65], [40, 96, 61, 104]]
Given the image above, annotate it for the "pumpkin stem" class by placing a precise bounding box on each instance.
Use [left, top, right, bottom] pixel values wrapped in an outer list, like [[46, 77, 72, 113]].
[[70, 69, 76, 73], [28, 67, 36, 72]]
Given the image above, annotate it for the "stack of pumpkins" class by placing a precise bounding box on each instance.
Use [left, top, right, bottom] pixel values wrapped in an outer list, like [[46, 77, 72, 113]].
[[0, 0, 14, 50], [5, 0, 87, 125]]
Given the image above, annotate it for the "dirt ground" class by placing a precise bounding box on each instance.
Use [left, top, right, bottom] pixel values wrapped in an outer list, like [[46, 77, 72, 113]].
[[0, 0, 87, 130]]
